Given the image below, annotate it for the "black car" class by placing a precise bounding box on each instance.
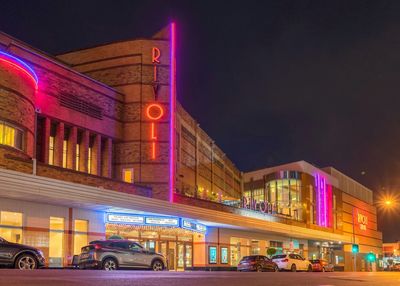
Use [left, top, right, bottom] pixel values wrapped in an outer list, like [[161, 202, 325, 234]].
[[0, 237, 45, 270], [237, 255, 279, 272]]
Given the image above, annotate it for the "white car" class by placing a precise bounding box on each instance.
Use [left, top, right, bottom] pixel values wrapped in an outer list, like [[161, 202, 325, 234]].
[[272, 254, 312, 272]]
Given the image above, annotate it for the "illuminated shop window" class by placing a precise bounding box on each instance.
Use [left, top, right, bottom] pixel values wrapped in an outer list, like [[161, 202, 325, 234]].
[[252, 188, 264, 202], [0, 121, 23, 150], [49, 217, 64, 260], [0, 211, 23, 243], [87, 147, 92, 174], [48, 136, 55, 165], [75, 144, 80, 171], [62, 140, 68, 168], [266, 178, 302, 220], [122, 168, 134, 183], [73, 220, 88, 255]]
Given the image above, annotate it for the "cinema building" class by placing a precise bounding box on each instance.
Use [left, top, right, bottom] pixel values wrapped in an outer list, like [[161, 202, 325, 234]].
[[0, 24, 382, 271]]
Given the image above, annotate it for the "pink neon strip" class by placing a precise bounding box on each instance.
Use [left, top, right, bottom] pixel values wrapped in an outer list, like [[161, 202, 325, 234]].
[[0, 57, 38, 90], [169, 22, 176, 202]]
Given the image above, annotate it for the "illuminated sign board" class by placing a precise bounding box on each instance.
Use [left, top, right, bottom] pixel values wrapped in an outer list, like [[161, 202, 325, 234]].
[[181, 219, 207, 233], [107, 214, 144, 224], [146, 47, 165, 160], [221, 247, 228, 264], [145, 217, 179, 226], [354, 208, 369, 231], [209, 246, 217, 264], [106, 213, 206, 231]]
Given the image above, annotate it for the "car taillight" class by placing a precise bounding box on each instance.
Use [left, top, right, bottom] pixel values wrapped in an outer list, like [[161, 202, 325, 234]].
[[94, 244, 102, 250], [281, 259, 288, 262]]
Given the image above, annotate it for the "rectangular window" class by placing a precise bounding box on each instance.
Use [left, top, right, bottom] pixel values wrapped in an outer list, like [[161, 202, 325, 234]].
[[74, 220, 88, 255], [87, 147, 92, 174], [75, 144, 80, 171], [122, 168, 134, 183], [0, 121, 24, 150], [62, 139, 68, 168], [49, 136, 55, 165], [49, 217, 64, 264], [0, 211, 23, 243]]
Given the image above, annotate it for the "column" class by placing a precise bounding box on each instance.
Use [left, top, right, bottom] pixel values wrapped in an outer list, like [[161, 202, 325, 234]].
[[54, 122, 64, 167], [67, 126, 77, 170], [102, 137, 112, 178], [43, 117, 51, 164], [79, 130, 89, 173], [92, 134, 101, 176]]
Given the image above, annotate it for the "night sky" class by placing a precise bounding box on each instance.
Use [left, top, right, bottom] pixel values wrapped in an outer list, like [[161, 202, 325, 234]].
[[1, 0, 399, 241]]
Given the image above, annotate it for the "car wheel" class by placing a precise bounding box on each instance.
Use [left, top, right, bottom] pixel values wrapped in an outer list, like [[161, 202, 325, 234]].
[[152, 260, 164, 271], [102, 258, 118, 271], [274, 265, 279, 272], [307, 265, 312, 272], [15, 254, 37, 270], [291, 264, 297, 272], [256, 265, 263, 272]]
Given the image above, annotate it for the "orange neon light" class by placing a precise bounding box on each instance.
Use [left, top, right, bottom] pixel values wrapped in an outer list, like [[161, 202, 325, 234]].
[[151, 122, 157, 139], [146, 103, 164, 121], [153, 65, 157, 82], [152, 142, 156, 159], [152, 47, 161, 63]]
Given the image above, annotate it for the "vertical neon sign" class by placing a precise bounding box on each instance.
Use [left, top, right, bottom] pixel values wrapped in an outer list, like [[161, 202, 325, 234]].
[[314, 173, 331, 227], [169, 22, 176, 202]]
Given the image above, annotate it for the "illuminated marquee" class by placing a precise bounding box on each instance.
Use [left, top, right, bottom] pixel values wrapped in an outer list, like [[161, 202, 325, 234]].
[[106, 213, 206, 233], [0, 51, 38, 90]]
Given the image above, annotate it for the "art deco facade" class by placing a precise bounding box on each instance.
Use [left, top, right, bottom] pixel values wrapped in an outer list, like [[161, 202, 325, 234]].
[[0, 24, 381, 271]]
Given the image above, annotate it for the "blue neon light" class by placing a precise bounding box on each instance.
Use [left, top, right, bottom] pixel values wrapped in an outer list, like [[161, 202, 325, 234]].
[[0, 51, 39, 86]]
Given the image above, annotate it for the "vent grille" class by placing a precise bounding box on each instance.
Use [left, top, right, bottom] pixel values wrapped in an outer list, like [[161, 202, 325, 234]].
[[59, 94, 103, 119]]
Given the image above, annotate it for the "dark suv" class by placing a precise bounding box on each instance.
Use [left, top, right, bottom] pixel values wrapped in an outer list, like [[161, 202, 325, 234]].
[[79, 240, 167, 271], [0, 237, 45, 270], [237, 255, 279, 272]]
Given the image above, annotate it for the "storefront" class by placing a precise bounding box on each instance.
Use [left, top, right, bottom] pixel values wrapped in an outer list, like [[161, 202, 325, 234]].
[[104, 213, 206, 270]]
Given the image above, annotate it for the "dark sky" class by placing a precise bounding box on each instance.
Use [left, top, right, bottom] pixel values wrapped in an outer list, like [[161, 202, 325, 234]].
[[1, 0, 399, 241]]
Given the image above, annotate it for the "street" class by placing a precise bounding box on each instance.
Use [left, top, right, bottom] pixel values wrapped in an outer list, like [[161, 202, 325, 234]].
[[0, 270, 399, 286]]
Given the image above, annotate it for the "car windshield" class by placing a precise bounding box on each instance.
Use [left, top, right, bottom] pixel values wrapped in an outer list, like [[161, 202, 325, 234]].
[[272, 255, 287, 259], [0, 237, 5, 243], [310, 260, 320, 263]]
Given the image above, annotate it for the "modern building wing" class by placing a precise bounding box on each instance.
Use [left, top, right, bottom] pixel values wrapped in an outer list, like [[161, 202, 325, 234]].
[[0, 24, 381, 271]]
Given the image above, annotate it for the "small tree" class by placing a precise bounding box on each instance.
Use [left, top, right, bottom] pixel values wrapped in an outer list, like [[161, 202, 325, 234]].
[[267, 247, 277, 258]]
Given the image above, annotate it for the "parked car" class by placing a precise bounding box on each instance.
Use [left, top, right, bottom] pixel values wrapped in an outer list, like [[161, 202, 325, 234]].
[[391, 263, 400, 271], [309, 259, 334, 272], [78, 239, 167, 271], [237, 255, 279, 272], [0, 236, 45, 270], [272, 254, 312, 272]]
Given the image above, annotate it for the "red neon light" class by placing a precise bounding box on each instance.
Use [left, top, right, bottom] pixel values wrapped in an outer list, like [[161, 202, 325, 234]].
[[152, 47, 161, 63], [146, 103, 164, 121], [151, 122, 157, 140], [152, 141, 156, 159], [0, 57, 38, 90], [153, 66, 157, 82], [169, 22, 176, 202]]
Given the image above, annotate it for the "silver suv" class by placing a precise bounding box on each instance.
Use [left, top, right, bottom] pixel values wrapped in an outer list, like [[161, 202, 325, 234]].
[[78, 240, 167, 271]]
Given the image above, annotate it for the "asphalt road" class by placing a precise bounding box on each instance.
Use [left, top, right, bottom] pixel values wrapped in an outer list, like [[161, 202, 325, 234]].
[[0, 270, 399, 286]]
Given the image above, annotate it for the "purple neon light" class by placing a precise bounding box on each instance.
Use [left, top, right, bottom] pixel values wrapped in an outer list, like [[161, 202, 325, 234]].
[[169, 22, 176, 202], [315, 173, 329, 227], [0, 51, 38, 90]]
